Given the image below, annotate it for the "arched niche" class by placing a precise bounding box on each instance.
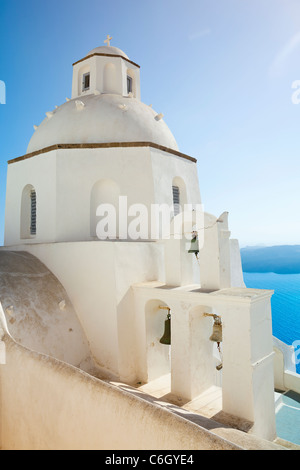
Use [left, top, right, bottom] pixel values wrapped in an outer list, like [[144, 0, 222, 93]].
[[145, 299, 171, 382], [103, 62, 118, 94], [90, 178, 120, 239], [20, 184, 37, 239]]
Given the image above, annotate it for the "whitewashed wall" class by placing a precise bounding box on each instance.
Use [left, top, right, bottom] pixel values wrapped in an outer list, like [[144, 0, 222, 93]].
[[0, 317, 242, 450]]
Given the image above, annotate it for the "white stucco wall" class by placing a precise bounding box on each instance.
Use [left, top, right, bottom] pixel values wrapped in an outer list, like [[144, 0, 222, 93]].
[[4, 151, 57, 246], [55, 147, 154, 242], [150, 147, 201, 208], [230, 239, 246, 287], [197, 212, 233, 291], [5, 146, 200, 246]]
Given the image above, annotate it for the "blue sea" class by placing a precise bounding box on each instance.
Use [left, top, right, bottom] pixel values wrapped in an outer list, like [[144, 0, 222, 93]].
[[243, 272, 300, 374]]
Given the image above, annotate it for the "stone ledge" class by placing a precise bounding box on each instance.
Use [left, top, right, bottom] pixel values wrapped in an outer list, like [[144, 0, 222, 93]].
[[8, 142, 197, 165]]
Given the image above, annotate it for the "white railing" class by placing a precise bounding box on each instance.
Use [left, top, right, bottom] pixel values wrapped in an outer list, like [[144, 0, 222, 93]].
[[273, 336, 300, 394]]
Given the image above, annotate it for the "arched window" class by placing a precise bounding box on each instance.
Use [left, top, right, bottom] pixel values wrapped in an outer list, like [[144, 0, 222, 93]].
[[172, 177, 187, 217], [172, 185, 180, 216], [20, 184, 37, 239], [30, 189, 37, 235]]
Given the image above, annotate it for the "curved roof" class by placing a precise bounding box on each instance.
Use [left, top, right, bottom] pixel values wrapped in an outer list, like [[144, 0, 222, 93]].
[[0, 250, 92, 368], [27, 94, 178, 154], [86, 45, 130, 60]]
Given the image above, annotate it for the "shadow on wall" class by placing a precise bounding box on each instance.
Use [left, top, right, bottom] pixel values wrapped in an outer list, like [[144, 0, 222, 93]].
[[0, 250, 93, 370]]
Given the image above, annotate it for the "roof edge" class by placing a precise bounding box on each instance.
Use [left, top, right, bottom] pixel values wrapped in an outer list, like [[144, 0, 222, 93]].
[[73, 53, 140, 69], [8, 142, 197, 165]]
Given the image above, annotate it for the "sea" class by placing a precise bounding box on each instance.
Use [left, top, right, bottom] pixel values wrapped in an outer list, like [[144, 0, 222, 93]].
[[243, 272, 300, 374]]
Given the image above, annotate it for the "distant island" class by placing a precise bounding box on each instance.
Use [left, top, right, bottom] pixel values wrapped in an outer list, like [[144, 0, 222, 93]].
[[240, 245, 300, 274]]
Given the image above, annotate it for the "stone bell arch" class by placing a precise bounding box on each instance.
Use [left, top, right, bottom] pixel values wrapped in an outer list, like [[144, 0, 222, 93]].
[[143, 299, 171, 383]]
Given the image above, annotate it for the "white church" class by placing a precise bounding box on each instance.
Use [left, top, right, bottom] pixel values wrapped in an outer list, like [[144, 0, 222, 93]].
[[0, 37, 296, 450]]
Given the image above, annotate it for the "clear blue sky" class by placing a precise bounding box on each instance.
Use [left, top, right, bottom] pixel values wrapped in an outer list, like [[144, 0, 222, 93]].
[[0, 0, 300, 247]]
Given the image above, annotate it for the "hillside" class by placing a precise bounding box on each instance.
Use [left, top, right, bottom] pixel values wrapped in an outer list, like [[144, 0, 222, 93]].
[[240, 245, 300, 274]]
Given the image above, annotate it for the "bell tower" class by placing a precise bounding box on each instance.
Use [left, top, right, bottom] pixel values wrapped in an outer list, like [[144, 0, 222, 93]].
[[71, 36, 141, 100]]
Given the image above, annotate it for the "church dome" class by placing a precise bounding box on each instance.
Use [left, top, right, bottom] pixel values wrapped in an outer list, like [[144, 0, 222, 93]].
[[27, 93, 179, 154], [87, 45, 129, 60]]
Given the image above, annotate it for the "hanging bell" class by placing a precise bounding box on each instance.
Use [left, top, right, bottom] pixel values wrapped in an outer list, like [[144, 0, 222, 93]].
[[209, 317, 223, 343], [160, 313, 171, 345], [188, 234, 199, 254]]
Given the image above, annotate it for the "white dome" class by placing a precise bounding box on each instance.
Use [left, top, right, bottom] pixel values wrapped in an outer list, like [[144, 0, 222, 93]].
[[87, 45, 129, 60], [27, 94, 178, 154]]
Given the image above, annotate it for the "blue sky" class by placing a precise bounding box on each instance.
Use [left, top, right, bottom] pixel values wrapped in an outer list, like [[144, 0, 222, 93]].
[[0, 0, 300, 247]]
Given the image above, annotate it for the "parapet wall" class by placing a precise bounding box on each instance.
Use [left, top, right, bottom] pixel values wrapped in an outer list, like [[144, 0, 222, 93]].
[[0, 325, 241, 450]]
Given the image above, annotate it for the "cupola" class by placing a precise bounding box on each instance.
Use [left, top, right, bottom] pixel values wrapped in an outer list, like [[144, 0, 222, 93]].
[[71, 35, 141, 100]]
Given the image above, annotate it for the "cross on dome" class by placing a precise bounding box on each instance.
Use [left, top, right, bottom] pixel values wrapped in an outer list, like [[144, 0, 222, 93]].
[[104, 34, 112, 46]]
